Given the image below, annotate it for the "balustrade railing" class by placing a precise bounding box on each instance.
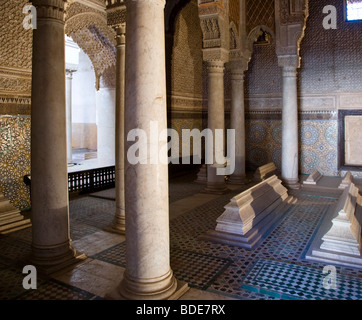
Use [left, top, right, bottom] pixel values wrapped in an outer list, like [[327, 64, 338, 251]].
[[24, 166, 116, 194]]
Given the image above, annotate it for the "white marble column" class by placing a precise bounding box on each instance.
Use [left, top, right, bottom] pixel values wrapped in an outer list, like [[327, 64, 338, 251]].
[[96, 86, 115, 164], [118, 0, 180, 300], [106, 24, 126, 234], [30, 0, 85, 273], [204, 60, 228, 194], [66, 70, 73, 164], [280, 58, 300, 189], [228, 68, 247, 185]]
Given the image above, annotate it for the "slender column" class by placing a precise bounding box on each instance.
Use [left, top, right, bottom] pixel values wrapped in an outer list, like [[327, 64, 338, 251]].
[[119, 0, 178, 300], [280, 59, 300, 189], [106, 24, 126, 234], [30, 0, 85, 273], [96, 85, 115, 163], [228, 68, 247, 185], [66, 70, 73, 164], [203, 60, 228, 194]]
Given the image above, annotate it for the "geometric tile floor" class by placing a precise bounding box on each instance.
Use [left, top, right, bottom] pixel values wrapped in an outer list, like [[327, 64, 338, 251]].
[[1, 172, 362, 300], [241, 258, 362, 300]]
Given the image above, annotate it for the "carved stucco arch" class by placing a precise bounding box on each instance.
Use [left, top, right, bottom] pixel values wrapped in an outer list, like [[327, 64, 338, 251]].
[[229, 21, 239, 50], [65, 12, 116, 88], [246, 25, 275, 60]]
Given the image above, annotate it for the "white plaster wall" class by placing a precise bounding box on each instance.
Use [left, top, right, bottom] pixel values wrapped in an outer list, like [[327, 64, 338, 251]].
[[72, 49, 97, 124]]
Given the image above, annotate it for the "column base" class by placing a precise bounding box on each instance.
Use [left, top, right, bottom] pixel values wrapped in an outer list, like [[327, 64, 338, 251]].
[[106, 279, 189, 301], [112, 269, 185, 300], [227, 174, 249, 185], [29, 242, 86, 275], [104, 215, 126, 235], [202, 182, 229, 195], [282, 178, 301, 190], [194, 164, 207, 185]]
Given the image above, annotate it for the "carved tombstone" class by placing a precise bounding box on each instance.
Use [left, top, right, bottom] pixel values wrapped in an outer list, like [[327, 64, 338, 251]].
[[306, 183, 362, 268], [303, 169, 323, 185], [200, 175, 295, 249], [253, 162, 279, 182]]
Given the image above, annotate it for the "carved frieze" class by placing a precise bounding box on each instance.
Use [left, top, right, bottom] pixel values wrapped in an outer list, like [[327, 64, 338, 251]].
[[0, 67, 32, 95]]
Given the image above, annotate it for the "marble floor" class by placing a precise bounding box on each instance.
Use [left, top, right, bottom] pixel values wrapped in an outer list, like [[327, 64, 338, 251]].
[[1, 172, 362, 301]]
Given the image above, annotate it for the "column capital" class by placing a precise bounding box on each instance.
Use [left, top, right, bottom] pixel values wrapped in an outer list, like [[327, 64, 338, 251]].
[[125, 0, 165, 7], [32, 0, 67, 21], [206, 60, 225, 73], [277, 55, 300, 69], [230, 70, 245, 82], [114, 23, 126, 46], [66, 69, 75, 79], [226, 58, 249, 76], [202, 48, 229, 65]]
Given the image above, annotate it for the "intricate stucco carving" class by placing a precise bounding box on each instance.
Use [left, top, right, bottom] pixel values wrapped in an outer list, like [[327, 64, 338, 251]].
[[0, 1, 33, 71], [279, 0, 307, 25], [65, 2, 117, 87], [0, 0, 33, 98], [198, 1, 230, 62], [66, 12, 116, 45], [275, 0, 309, 63], [107, 7, 126, 26], [200, 17, 221, 47], [67, 1, 107, 20]]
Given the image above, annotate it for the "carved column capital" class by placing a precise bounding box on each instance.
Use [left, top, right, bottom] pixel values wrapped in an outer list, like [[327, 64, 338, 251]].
[[124, 0, 165, 8], [32, 0, 67, 21], [203, 48, 229, 64], [230, 70, 245, 82], [114, 23, 126, 46], [206, 60, 225, 74], [278, 55, 300, 70], [66, 69, 75, 79], [226, 58, 249, 75]]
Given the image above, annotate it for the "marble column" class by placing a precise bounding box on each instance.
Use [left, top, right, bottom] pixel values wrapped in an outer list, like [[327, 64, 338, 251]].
[[96, 85, 115, 164], [66, 70, 73, 164], [228, 68, 247, 185], [118, 0, 181, 300], [279, 58, 300, 189], [106, 24, 126, 234], [30, 0, 85, 274], [203, 60, 228, 194]]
